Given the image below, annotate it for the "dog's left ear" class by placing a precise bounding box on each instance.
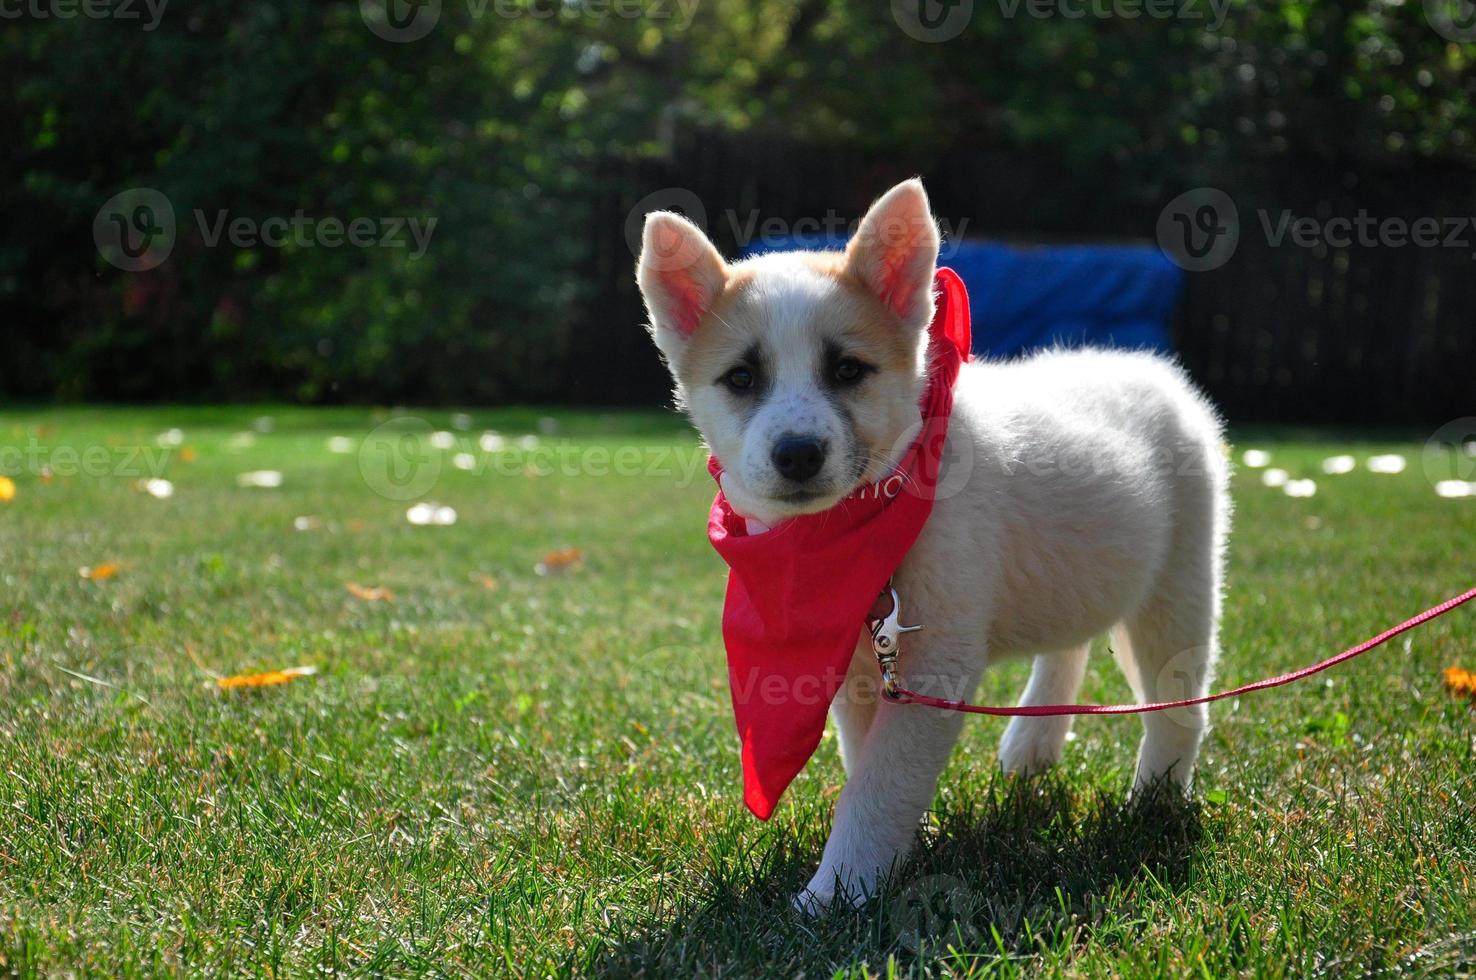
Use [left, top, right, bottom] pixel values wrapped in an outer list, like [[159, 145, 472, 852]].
[[845, 178, 940, 329]]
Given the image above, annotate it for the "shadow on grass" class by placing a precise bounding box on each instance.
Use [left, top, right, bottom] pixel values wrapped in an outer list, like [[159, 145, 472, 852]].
[[591, 776, 1208, 975]]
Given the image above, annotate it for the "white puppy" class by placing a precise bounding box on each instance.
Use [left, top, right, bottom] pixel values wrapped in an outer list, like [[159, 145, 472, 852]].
[[636, 179, 1230, 911]]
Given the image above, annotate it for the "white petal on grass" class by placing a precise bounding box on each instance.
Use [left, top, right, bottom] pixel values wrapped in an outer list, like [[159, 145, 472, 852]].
[[292, 515, 321, 531], [1366, 454, 1407, 474], [1320, 455, 1355, 475], [1435, 480, 1476, 499], [430, 431, 456, 450], [453, 453, 476, 471], [451, 413, 473, 431], [227, 432, 256, 450], [407, 501, 458, 526], [157, 428, 184, 447], [517, 435, 540, 450], [1242, 449, 1271, 468], [1284, 479, 1318, 498], [237, 470, 283, 488], [326, 436, 355, 454], [1261, 468, 1289, 488], [479, 432, 506, 452], [144, 478, 174, 499]]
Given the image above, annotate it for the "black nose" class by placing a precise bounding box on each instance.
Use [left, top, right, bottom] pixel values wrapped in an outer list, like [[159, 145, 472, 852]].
[[771, 435, 826, 483]]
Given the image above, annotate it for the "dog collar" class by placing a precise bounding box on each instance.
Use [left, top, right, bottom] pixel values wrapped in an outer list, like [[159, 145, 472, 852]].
[[705, 268, 972, 819]]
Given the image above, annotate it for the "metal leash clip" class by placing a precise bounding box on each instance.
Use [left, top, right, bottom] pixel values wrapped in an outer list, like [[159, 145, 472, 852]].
[[869, 586, 923, 700]]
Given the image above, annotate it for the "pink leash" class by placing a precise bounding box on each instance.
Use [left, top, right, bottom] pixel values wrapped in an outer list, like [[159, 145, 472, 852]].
[[886, 586, 1476, 716]]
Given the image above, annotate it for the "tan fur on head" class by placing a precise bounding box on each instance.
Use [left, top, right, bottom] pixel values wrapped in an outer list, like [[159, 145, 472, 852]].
[[634, 180, 942, 525]]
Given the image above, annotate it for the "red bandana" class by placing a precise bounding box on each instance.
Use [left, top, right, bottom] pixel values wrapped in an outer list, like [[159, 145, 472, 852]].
[[705, 268, 972, 819]]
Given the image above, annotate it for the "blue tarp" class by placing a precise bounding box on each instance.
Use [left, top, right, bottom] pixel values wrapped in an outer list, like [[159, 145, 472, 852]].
[[740, 236, 1181, 358]]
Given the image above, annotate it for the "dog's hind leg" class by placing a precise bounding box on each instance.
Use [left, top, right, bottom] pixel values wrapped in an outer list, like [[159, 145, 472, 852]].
[[997, 644, 1090, 775], [1113, 538, 1221, 793]]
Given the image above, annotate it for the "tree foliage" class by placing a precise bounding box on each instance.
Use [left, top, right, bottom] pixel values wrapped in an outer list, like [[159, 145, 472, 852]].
[[2, 0, 1472, 401]]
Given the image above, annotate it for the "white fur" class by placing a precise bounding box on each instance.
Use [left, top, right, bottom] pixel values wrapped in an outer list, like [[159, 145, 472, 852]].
[[806, 349, 1229, 909], [636, 180, 1231, 914]]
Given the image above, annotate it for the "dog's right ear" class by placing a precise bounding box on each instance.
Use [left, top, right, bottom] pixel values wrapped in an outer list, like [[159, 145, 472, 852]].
[[637, 212, 727, 355]]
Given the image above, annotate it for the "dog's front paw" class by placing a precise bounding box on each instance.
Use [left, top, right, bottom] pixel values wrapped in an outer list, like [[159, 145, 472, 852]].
[[794, 865, 874, 915], [791, 885, 831, 917], [997, 717, 1070, 775]]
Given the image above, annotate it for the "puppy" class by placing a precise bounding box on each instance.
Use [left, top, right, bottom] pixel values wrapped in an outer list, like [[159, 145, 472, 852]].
[[636, 179, 1230, 911]]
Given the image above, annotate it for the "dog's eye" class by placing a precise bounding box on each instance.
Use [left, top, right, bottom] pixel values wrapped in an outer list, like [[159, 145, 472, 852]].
[[722, 366, 755, 392], [833, 358, 871, 385]]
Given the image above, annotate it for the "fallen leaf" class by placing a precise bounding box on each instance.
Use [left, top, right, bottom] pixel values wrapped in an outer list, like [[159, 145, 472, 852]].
[[1445, 665, 1476, 702], [79, 562, 123, 580], [535, 547, 584, 576], [0, 476, 14, 502], [179, 446, 198, 463], [346, 582, 395, 602], [217, 665, 317, 690], [477, 575, 500, 591]]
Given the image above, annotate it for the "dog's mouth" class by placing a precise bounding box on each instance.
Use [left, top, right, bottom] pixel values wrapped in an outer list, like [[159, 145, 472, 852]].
[[773, 489, 828, 505]]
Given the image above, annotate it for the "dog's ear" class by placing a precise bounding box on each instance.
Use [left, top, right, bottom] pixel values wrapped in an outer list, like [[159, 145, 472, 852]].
[[845, 178, 940, 328], [637, 211, 727, 352]]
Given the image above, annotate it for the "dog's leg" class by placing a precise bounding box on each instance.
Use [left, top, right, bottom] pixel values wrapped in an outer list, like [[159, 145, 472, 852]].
[[997, 645, 1090, 775], [797, 633, 984, 912], [1113, 581, 1218, 794], [831, 636, 881, 775], [1115, 453, 1223, 795]]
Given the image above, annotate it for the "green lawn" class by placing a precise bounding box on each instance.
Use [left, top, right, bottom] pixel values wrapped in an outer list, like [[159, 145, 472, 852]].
[[2, 406, 1473, 977]]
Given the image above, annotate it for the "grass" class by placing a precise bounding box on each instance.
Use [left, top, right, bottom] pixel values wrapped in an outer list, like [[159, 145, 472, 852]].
[[1, 405, 1474, 977]]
